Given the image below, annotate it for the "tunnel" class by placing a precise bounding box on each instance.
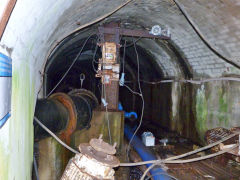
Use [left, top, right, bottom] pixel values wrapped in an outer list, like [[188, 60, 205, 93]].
[[0, 0, 240, 179]]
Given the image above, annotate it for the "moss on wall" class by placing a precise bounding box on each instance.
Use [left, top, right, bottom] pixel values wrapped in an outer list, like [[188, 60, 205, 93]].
[[0, 143, 9, 180], [195, 85, 208, 142], [6, 64, 34, 179], [217, 88, 228, 126]]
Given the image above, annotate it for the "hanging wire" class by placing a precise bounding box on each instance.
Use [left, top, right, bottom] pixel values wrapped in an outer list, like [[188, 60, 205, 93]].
[[103, 39, 112, 144], [145, 172, 178, 180], [45, 0, 133, 62], [126, 37, 145, 158], [124, 77, 240, 85], [122, 39, 127, 73], [46, 34, 96, 97], [34, 117, 79, 154], [122, 36, 143, 48], [34, 115, 239, 170], [172, 0, 240, 69], [144, 173, 178, 180], [92, 36, 100, 72], [97, 39, 112, 144], [104, 83, 112, 144], [139, 143, 239, 180], [124, 84, 142, 96]]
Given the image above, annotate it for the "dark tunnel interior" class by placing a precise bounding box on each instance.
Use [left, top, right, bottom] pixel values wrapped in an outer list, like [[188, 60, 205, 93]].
[[44, 30, 182, 137], [44, 29, 176, 133]]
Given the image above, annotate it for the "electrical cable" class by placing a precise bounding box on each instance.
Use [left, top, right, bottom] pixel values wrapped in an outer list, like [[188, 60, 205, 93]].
[[92, 37, 100, 72], [140, 143, 239, 180], [99, 37, 112, 145], [103, 83, 112, 144], [33, 154, 40, 180], [33, 114, 238, 180], [122, 36, 143, 48], [46, 34, 95, 97], [125, 77, 240, 85], [34, 116, 79, 154], [124, 84, 142, 96], [141, 163, 158, 180], [145, 172, 178, 180], [121, 132, 239, 166], [123, 39, 127, 73], [34, 115, 239, 172], [166, 143, 239, 163], [172, 0, 240, 69], [45, 0, 134, 63], [142, 163, 178, 180], [126, 37, 145, 158]]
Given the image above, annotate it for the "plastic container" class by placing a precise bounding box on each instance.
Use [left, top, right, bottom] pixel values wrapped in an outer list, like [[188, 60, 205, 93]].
[[141, 132, 155, 146]]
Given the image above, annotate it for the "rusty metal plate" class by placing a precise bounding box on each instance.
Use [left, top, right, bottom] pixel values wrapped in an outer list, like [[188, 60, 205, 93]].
[[205, 127, 233, 152], [90, 135, 116, 155], [79, 143, 120, 167], [205, 127, 240, 162], [205, 127, 239, 146]]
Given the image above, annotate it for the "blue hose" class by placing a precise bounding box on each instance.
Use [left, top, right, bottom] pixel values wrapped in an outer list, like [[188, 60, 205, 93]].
[[124, 124, 171, 180], [118, 103, 138, 119]]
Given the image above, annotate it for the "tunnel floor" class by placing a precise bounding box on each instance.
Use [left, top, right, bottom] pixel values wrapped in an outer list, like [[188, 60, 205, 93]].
[[118, 126, 240, 180], [155, 142, 240, 179]]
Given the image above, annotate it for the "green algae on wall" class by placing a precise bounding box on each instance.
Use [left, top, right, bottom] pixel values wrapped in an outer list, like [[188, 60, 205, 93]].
[[0, 64, 35, 180], [196, 85, 208, 142], [8, 64, 35, 180], [0, 141, 9, 180], [217, 88, 229, 126]]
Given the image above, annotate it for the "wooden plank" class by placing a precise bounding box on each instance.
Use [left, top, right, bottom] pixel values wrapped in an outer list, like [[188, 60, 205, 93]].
[[0, 0, 17, 40]]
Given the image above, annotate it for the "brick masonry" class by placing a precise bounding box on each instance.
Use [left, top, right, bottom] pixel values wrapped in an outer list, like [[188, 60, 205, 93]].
[[116, 0, 240, 77]]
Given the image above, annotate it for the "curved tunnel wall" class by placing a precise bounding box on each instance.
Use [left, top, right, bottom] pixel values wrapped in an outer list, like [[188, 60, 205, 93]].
[[0, 0, 240, 179]]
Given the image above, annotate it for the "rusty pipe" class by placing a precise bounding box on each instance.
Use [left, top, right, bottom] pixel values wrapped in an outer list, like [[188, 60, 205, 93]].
[[34, 90, 98, 143]]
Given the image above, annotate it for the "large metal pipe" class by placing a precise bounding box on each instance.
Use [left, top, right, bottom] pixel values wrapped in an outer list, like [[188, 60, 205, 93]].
[[34, 98, 69, 140], [124, 124, 171, 180], [34, 89, 98, 141]]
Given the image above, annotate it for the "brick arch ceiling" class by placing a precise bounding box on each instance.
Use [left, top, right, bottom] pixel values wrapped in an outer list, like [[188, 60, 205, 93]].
[[1, 0, 240, 92]]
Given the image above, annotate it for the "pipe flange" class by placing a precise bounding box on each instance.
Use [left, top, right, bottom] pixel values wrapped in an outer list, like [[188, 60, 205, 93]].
[[79, 143, 120, 167], [90, 134, 116, 155], [68, 88, 99, 107], [50, 93, 77, 144]]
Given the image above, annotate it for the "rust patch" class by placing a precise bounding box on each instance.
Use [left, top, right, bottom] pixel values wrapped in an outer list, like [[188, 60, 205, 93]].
[[50, 93, 77, 144], [205, 127, 240, 164]]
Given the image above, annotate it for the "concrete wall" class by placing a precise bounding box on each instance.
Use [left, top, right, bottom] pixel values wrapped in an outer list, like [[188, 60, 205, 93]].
[[141, 80, 240, 145], [0, 1, 74, 179]]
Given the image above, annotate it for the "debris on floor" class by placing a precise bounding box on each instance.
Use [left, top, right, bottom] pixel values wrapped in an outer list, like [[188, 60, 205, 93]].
[[205, 127, 240, 163], [128, 125, 240, 180]]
